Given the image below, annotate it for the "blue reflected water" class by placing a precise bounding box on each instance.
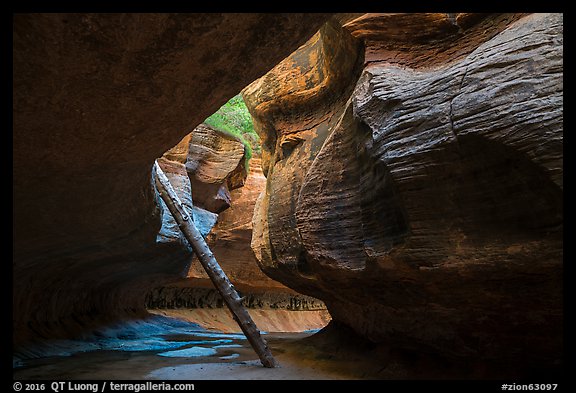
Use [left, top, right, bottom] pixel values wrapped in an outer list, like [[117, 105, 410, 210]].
[[14, 315, 247, 367], [157, 346, 218, 358]]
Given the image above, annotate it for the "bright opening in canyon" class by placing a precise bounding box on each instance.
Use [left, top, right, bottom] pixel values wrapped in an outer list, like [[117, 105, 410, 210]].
[[13, 13, 563, 382], [147, 94, 331, 335]]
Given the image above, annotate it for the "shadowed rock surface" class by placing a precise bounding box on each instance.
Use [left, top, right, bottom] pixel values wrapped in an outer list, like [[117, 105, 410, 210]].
[[156, 157, 218, 246], [13, 13, 330, 354], [13, 12, 562, 378], [245, 13, 563, 376]]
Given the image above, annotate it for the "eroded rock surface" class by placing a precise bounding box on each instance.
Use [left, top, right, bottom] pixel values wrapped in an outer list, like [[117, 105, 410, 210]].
[[13, 13, 330, 352], [245, 17, 365, 290], [247, 13, 563, 372], [155, 123, 291, 291], [156, 157, 217, 246], [186, 124, 248, 213], [187, 157, 289, 290], [151, 131, 329, 333]]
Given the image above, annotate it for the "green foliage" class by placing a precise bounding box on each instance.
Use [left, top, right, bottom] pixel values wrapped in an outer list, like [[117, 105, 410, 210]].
[[204, 94, 260, 164]]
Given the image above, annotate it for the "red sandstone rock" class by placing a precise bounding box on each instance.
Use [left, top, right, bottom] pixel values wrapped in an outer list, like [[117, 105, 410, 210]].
[[244, 17, 364, 288], [156, 157, 217, 245], [246, 13, 563, 368], [13, 13, 330, 349], [185, 124, 247, 213], [187, 157, 290, 290], [153, 141, 320, 327], [156, 123, 317, 325]]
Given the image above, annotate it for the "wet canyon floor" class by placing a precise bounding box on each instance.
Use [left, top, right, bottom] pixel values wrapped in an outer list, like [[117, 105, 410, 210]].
[[13, 315, 363, 380], [14, 314, 542, 380]]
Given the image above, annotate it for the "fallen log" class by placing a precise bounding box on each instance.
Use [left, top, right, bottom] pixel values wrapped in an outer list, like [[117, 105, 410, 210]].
[[153, 160, 278, 368]]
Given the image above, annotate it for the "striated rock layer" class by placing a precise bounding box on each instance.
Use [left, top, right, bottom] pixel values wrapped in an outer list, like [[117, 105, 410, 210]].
[[187, 156, 288, 289], [13, 13, 330, 353], [246, 13, 563, 374], [185, 124, 248, 213], [151, 133, 325, 330], [146, 285, 331, 333], [151, 127, 319, 327], [245, 17, 365, 290], [157, 122, 295, 291]]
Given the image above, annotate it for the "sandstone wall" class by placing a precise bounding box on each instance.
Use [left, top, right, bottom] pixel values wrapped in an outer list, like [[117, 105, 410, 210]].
[[246, 13, 563, 368], [13, 13, 329, 350]]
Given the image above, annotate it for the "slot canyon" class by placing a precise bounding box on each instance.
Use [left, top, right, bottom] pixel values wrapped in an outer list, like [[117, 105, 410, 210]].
[[13, 13, 563, 380]]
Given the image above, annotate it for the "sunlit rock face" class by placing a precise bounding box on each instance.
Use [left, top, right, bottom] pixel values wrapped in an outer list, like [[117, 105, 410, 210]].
[[187, 156, 291, 290], [13, 13, 330, 352], [158, 124, 293, 292], [151, 134, 331, 334], [244, 17, 365, 290], [156, 124, 248, 247], [185, 124, 248, 214], [246, 13, 563, 370]]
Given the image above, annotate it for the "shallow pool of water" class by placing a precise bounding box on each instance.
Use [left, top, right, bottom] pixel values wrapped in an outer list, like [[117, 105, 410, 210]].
[[13, 315, 344, 380]]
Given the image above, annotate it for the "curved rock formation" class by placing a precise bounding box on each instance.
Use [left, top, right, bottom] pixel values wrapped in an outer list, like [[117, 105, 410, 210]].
[[188, 157, 289, 290], [246, 13, 563, 373], [186, 124, 248, 213], [13, 13, 330, 353], [157, 123, 248, 247], [157, 123, 293, 290], [151, 132, 330, 333], [245, 17, 365, 289]]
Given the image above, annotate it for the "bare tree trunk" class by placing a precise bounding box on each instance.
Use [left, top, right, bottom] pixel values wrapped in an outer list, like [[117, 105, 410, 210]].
[[153, 160, 278, 368]]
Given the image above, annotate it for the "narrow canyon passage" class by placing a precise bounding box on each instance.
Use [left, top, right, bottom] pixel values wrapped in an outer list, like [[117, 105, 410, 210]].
[[13, 13, 563, 381]]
